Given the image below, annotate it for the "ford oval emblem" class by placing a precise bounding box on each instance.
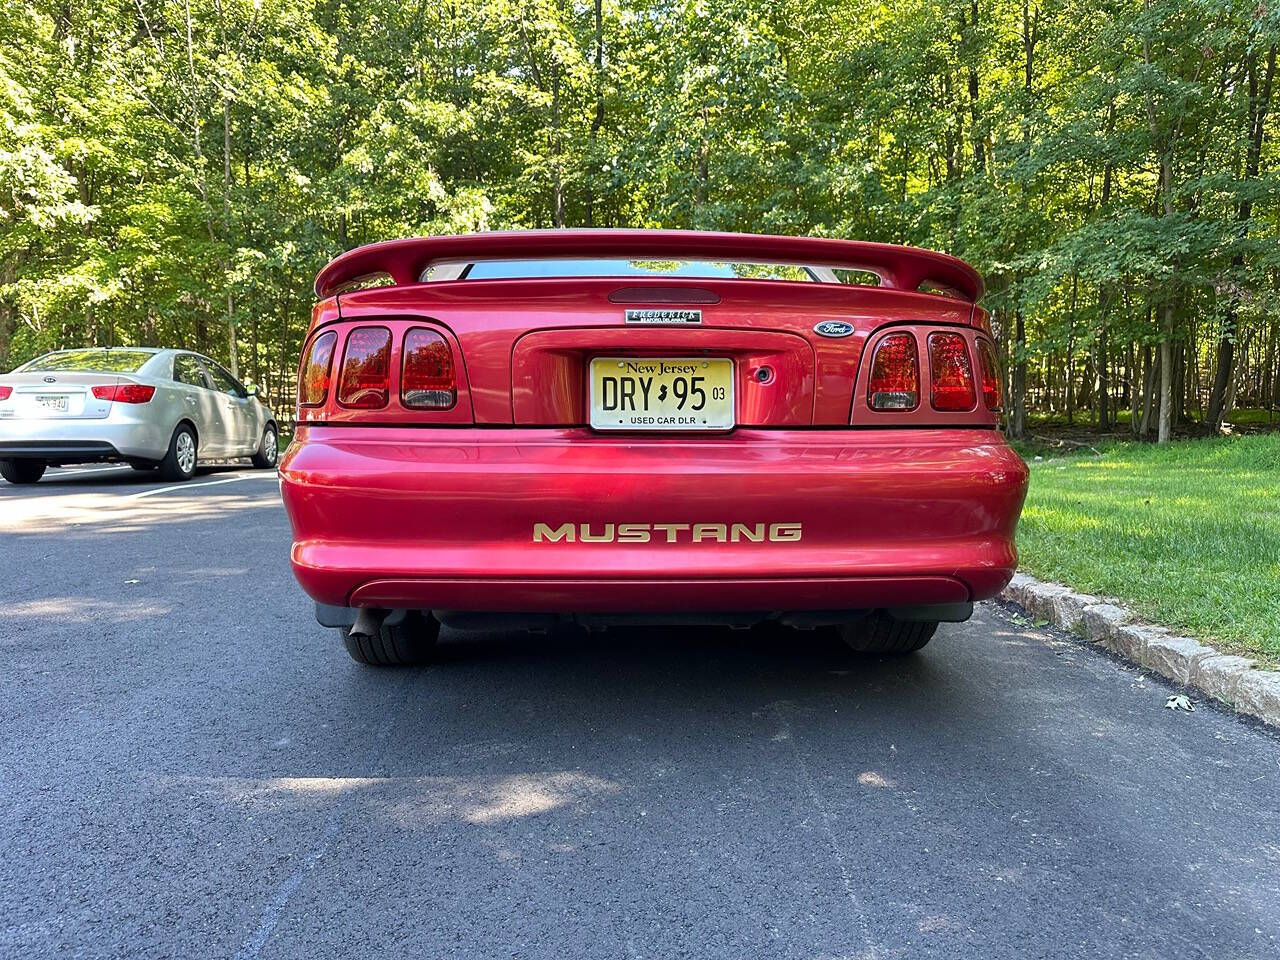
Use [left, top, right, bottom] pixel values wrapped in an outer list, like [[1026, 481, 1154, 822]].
[[814, 320, 855, 339]]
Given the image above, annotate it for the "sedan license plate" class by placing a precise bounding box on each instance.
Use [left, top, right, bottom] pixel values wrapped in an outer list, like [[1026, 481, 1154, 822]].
[[37, 395, 69, 412], [589, 357, 734, 431]]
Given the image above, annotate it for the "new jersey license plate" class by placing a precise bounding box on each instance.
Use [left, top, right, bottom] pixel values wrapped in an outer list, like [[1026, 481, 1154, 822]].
[[589, 357, 734, 431]]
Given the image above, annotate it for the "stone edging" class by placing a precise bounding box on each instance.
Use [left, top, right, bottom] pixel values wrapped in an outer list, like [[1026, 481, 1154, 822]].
[[1000, 573, 1280, 728]]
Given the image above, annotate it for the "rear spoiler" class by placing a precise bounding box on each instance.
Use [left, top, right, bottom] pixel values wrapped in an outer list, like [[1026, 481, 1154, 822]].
[[314, 229, 983, 302]]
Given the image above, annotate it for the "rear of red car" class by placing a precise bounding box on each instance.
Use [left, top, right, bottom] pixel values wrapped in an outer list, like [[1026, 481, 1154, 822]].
[[279, 230, 1028, 665]]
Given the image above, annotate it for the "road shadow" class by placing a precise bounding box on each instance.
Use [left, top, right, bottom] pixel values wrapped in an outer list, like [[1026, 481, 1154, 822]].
[[17, 463, 265, 490]]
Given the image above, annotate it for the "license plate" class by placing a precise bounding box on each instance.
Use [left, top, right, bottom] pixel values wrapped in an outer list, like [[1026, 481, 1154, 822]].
[[37, 395, 69, 412], [589, 357, 734, 431]]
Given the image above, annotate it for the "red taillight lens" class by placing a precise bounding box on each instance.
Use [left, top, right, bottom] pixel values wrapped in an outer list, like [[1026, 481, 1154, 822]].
[[401, 328, 457, 410], [299, 331, 337, 407], [977, 339, 1002, 411], [337, 327, 392, 409], [91, 384, 155, 403], [867, 333, 920, 411], [928, 332, 976, 411], [0, 386, 11, 401]]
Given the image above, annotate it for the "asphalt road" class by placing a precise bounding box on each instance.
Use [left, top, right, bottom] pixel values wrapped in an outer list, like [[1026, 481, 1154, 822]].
[[1, 465, 1278, 960]]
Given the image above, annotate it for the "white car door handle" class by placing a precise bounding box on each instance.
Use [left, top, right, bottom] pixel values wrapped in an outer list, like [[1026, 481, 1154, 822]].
[[185, 396, 197, 404]]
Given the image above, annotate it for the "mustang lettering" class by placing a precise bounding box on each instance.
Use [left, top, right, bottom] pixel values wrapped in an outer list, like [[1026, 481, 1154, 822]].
[[533, 522, 804, 543]]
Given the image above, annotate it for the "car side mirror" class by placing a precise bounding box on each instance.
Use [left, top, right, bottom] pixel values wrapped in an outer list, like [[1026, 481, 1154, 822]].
[[245, 385, 259, 398]]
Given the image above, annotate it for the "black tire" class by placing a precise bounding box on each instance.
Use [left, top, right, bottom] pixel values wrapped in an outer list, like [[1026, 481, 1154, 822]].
[[0, 459, 46, 485], [251, 423, 279, 469], [158, 424, 198, 482], [341, 610, 440, 667], [838, 615, 938, 654]]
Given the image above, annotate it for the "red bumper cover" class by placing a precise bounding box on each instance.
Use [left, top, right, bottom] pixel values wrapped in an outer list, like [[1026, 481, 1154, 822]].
[[279, 427, 1028, 613]]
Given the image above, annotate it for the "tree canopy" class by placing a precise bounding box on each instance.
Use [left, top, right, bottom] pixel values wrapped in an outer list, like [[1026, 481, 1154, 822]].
[[3, 0, 1278, 438]]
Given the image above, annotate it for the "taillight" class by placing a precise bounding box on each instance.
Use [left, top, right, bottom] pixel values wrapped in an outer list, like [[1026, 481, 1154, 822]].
[[299, 331, 337, 407], [337, 326, 392, 409], [977, 339, 1002, 410], [0, 386, 11, 401], [92, 384, 156, 403], [867, 333, 920, 411], [401, 328, 456, 409], [928, 332, 976, 411]]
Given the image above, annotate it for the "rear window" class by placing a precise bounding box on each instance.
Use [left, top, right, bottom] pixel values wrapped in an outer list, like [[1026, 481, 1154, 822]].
[[439, 259, 822, 282], [19, 349, 154, 373]]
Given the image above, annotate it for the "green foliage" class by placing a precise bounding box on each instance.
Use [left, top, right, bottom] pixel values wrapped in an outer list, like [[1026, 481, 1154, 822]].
[[1, 0, 1278, 423]]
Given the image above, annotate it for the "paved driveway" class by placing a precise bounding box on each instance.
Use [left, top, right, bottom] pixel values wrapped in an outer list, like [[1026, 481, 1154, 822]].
[[2, 467, 1278, 959]]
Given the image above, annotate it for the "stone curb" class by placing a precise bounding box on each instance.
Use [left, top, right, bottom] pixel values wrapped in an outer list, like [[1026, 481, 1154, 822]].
[[1000, 573, 1280, 729]]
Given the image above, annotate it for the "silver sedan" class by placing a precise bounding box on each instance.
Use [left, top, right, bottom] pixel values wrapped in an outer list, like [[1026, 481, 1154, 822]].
[[0, 347, 280, 484]]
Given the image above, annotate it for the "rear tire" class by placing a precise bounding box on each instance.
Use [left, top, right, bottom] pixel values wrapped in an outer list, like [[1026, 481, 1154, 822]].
[[0, 459, 46, 485], [838, 615, 937, 654], [341, 610, 440, 667], [158, 425, 198, 482], [251, 424, 278, 469]]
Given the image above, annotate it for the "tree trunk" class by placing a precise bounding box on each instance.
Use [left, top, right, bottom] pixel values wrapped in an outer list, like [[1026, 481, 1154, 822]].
[[1130, 344, 1145, 434], [1065, 344, 1074, 425], [551, 68, 564, 227], [215, 0, 238, 376], [1096, 325, 1110, 430], [1010, 308, 1027, 438], [1263, 321, 1275, 411], [1206, 45, 1275, 430], [1141, 345, 1158, 437], [1157, 305, 1175, 443], [584, 0, 604, 227], [966, 1, 984, 173]]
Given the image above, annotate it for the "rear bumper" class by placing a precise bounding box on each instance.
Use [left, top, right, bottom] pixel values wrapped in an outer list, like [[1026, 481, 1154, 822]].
[[0, 418, 169, 462], [279, 426, 1029, 613], [0, 439, 123, 461]]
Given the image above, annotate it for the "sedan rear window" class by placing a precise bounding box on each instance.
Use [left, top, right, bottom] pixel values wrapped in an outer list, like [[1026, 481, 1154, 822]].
[[19, 349, 154, 373]]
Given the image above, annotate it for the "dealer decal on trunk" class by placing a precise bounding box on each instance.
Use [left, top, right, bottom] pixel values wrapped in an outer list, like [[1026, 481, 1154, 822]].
[[624, 309, 702, 324]]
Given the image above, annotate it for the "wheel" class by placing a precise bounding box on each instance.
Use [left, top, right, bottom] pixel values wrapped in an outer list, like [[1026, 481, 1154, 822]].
[[158, 424, 198, 481], [838, 614, 938, 654], [341, 610, 440, 667], [0, 459, 46, 484], [251, 423, 279, 469]]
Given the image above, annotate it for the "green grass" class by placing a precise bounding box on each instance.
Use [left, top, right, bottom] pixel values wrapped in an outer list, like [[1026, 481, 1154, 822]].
[[1222, 407, 1278, 426], [1016, 433, 1280, 661]]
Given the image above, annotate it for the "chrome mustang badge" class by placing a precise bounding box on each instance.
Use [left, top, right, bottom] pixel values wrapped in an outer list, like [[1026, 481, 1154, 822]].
[[625, 309, 701, 325], [814, 320, 855, 338]]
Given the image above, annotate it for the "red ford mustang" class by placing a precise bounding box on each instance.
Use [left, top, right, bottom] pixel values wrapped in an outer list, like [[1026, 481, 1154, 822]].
[[279, 230, 1029, 666]]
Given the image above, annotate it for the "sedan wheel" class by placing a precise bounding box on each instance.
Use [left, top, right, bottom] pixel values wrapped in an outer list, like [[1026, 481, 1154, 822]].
[[159, 425, 198, 482], [251, 424, 279, 469], [0, 459, 46, 485]]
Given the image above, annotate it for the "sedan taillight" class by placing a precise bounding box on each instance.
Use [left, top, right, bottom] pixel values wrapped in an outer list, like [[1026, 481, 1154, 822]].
[[92, 384, 156, 403], [401, 328, 456, 410], [928, 332, 976, 412], [299, 331, 337, 407], [0, 386, 11, 401], [867, 333, 920, 411], [337, 327, 392, 409]]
